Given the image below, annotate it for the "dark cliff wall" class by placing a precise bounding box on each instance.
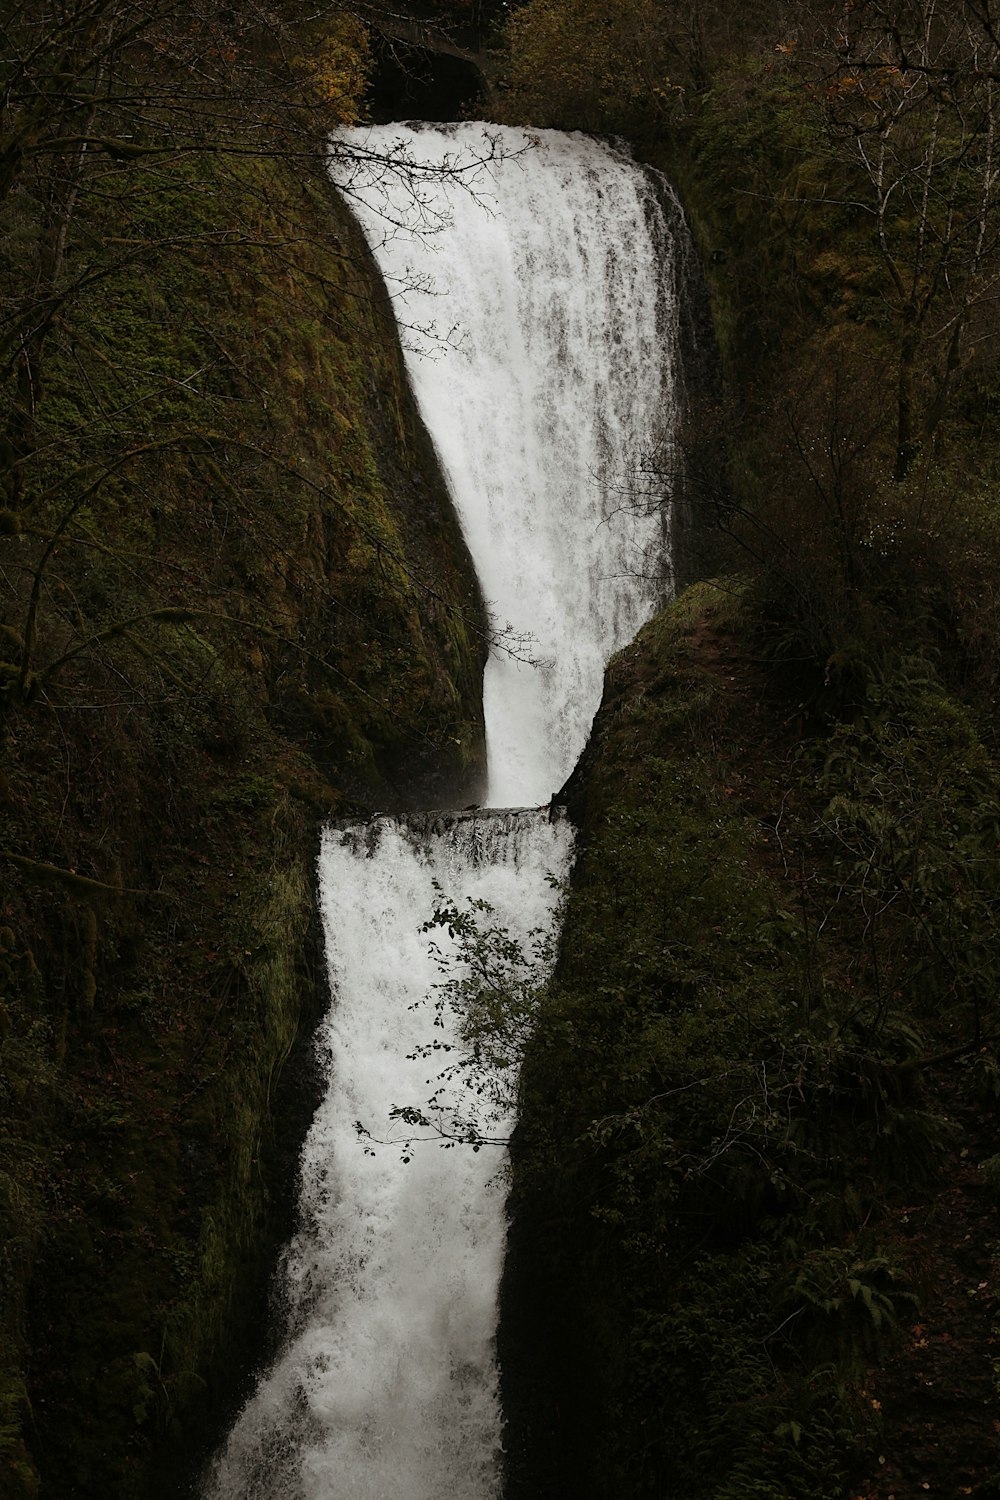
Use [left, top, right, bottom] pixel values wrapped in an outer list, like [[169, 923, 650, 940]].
[[500, 581, 1000, 1497], [0, 139, 486, 1500], [491, 7, 1000, 1487]]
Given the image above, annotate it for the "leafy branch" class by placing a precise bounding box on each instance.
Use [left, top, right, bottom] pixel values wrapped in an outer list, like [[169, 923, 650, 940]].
[[357, 879, 563, 1161]]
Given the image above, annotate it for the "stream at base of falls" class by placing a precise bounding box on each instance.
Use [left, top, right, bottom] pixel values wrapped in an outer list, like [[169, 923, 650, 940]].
[[206, 123, 689, 1500]]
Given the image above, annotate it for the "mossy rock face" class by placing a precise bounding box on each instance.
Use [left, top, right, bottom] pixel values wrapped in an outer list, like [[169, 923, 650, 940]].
[[0, 41, 486, 1499], [501, 580, 997, 1500], [0, 1375, 39, 1498]]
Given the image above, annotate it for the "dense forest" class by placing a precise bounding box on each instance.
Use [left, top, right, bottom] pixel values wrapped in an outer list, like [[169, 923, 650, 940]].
[[3, 1, 1000, 1496], [497, 4, 1000, 1497]]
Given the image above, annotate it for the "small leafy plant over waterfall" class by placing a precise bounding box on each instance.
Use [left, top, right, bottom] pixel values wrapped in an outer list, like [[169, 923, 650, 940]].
[[357, 880, 560, 1158]]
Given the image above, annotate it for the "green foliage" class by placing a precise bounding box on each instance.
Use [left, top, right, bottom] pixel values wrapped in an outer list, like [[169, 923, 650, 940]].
[[498, 0, 676, 135], [0, 7, 487, 1493], [627, 1245, 876, 1498], [0, 1374, 39, 1498], [814, 666, 1000, 1049], [369, 881, 560, 1156], [292, 12, 372, 128], [503, 585, 985, 1497], [780, 1248, 917, 1367], [0, 131, 486, 792], [680, 53, 846, 368], [488, 6, 1000, 1492], [609, 13, 1000, 699], [980, 1156, 1000, 1202]]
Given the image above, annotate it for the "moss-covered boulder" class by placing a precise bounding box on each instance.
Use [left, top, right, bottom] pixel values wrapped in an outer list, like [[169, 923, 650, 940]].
[[501, 581, 1000, 1499]]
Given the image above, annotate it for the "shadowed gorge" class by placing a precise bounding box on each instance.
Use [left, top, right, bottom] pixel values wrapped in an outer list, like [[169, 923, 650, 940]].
[[0, 24, 488, 1491], [207, 123, 684, 1500], [6, 1, 1000, 1496]]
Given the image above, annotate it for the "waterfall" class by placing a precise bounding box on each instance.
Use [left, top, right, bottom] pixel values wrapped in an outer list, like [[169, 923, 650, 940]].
[[333, 124, 682, 806], [206, 124, 685, 1499]]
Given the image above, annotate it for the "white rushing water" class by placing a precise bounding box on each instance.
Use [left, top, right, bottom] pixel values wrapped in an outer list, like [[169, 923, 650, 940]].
[[209, 811, 572, 1500], [332, 124, 683, 805], [207, 125, 684, 1499]]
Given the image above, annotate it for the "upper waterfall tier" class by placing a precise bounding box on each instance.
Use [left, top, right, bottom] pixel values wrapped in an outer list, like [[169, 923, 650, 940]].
[[330, 124, 684, 807]]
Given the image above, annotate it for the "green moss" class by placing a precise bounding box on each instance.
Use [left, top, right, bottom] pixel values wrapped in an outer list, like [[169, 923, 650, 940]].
[[505, 582, 995, 1498], [0, 1375, 39, 1498], [0, 59, 486, 1498]]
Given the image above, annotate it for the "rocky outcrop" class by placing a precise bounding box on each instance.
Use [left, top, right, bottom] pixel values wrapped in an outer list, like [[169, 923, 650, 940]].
[[0, 141, 486, 1498]]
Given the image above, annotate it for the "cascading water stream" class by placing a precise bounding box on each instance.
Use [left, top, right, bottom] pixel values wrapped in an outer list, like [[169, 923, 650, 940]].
[[333, 125, 683, 805], [207, 125, 686, 1499]]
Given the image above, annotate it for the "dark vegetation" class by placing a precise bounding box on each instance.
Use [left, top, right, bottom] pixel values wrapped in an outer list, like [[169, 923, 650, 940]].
[[502, 587, 1000, 1498], [7, 0, 1000, 1495], [0, 3, 491, 1494], [490, 1, 1000, 1496]]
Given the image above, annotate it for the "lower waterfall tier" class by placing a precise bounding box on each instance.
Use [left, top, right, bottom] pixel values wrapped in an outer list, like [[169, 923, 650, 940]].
[[207, 811, 573, 1500]]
